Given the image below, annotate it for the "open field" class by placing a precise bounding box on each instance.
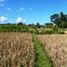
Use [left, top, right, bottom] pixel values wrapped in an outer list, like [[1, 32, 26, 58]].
[[37, 34, 67, 67], [0, 0, 67, 66], [0, 32, 67, 67], [0, 33, 35, 67], [0, 32, 53, 67]]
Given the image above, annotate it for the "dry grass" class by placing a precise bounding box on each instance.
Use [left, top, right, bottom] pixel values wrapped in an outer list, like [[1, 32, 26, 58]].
[[37, 34, 67, 67], [0, 32, 35, 67]]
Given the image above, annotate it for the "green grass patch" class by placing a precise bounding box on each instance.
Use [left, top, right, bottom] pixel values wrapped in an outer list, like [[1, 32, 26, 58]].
[[32, 35, 53, 67], [0, 24, 30, 32]]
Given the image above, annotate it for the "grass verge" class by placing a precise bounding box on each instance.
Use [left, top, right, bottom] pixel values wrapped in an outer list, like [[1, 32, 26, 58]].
[[32, 34, 53, 67]]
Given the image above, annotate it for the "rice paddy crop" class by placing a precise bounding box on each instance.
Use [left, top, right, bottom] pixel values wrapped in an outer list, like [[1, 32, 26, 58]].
[[0, 32, 35, 67], [37, 34, 67, 67]]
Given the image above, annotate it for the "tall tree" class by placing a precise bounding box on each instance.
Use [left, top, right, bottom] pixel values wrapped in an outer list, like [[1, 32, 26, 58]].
[[50, 13, 60, 25], [50, 12, 67, 28], [36, 22, 41, 28]]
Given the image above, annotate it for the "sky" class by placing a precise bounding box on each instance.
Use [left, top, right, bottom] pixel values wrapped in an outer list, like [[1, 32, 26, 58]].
[[0, 0, 67, 24]]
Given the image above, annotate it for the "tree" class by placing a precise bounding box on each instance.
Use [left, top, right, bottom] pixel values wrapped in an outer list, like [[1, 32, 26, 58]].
[[50, 14, 60, 26], [36, 22, 41, 28], [50, 12, 67, 28], [17, 22, 23, 25], [60, 12, 66, 22], [60, 12, 67, 28], [45, 23, 53, 28]]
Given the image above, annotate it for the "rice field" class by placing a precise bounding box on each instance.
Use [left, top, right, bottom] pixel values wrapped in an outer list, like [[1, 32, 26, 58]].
[[0, 32, 67, 67], [0, 32, 35, 67], [37, 34, 67, 67]]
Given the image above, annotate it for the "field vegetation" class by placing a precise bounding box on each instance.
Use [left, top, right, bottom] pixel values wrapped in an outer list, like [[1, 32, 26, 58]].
[[32, 35, 53, 67], [37, 34, 67, 67], [0, 33, 35, 67]]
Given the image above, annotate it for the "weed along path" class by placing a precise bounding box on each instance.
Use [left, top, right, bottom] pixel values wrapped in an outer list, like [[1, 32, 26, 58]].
[[32, 35, 53, 67]]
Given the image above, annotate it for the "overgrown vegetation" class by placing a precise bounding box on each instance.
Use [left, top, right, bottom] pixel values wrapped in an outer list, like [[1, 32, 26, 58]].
[[0, 24, 65, 34], [0, 24, 30, 32], [32, 35, 53, 67]]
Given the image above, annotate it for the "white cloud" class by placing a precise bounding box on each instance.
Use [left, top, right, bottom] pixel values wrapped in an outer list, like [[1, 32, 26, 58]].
[[0, 16, 12, 24], [0, 16, 8, 23], [16, 17, 26, 23], [7, 8, 12, 11]]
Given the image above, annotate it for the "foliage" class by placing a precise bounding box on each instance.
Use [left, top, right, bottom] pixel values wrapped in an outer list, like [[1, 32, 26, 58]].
[[36, 22, 41, 28], [0, 24, 30, 32], [45, 23, 53, 28], [50, 12, 67, 28]]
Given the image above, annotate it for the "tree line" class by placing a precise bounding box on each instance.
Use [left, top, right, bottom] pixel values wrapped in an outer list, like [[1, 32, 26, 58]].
[[17, 12, 67, 28]]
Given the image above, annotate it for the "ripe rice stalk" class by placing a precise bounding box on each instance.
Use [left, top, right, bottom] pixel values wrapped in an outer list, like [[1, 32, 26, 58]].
[[0, 32, 35, 67], [37, 34, 67, 67]]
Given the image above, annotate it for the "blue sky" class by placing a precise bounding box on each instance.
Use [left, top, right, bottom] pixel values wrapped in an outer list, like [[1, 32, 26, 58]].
[[0, 0, 67, 24]]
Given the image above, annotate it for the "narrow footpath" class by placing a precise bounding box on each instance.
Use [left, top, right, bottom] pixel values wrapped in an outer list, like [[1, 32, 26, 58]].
[[32, 35, 53, 67]]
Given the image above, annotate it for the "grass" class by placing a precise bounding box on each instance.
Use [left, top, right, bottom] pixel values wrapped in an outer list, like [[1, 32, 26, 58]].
[[0, 24, 65, 34], [0, 24, 30, 32], [32, 35, 53, 67]]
